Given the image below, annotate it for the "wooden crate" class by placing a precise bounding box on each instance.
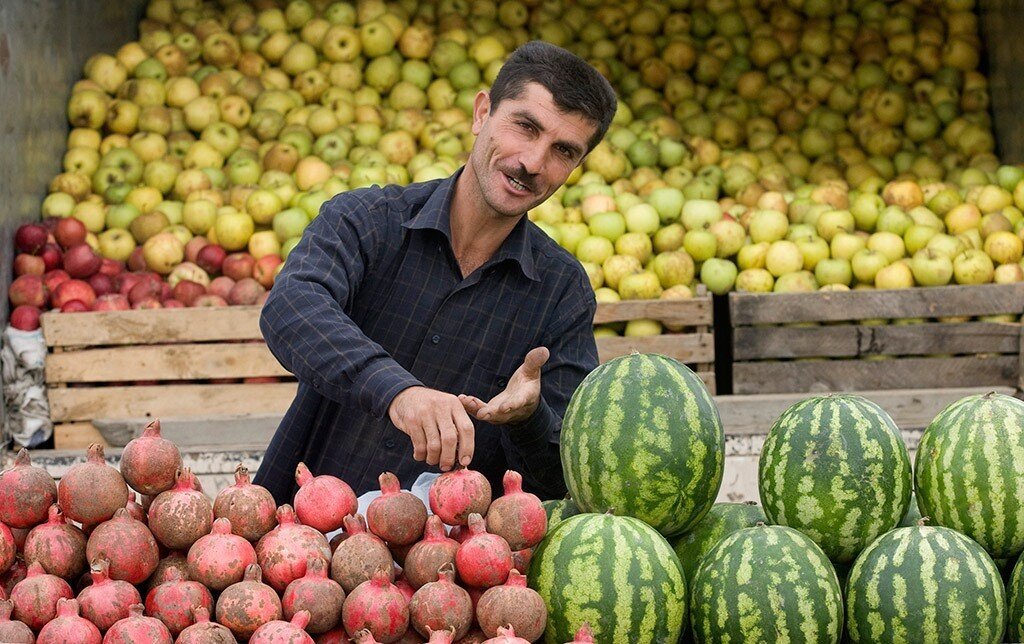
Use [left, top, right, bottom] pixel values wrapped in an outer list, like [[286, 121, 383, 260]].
[[728, 283, 1024, 395]]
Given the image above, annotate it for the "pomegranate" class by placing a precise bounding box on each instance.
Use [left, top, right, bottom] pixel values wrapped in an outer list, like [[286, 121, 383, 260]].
[[568, 623, 594, 643], [37, 598, 100, 644], [475, 570, 546, 641], [216, 564, 283, 640], [256, 505, 332, 592], [428, 468, 491, 527], [57, 444, 129, 526], [0, 523, 17, 578], [394, 571, 416, 603], [0, 598, 33, 643], [510, 550, 532, 574], [10, 561, 74, 630], [104, 603, 172, 644], [354, 629, 381, 643], [23, 505, 86, 581], [367, 473, 427, 546], [214, 464, 277, 542], [484, 472, 546, 551], [283, 556, 345, 634], [481, 626, 529, 644], [10, 527, 29, 552], [85, 508, 159, 584], [397, 633, 428, 644], [341, 569, 410, 643], [250, 610, 315, 644], [119, 419, 182, 496], [124, 493, 146, 524], [409, 564, 473, 640], [293, 463, 357, 534], [456, 628, 487, 644], [2, 558, 28, 597], [404, 516, 460, 589], [76, 559, 140, 631], [142, 551, 188, 595], [454, 515, 512, 589], [0, 449, 57, 528], [391, 542, 415, 567], [448, 526, 470, 544], [331, 514, 394, 593], [175, 605, 236, 644], [426, 629, 456, 643], [187, 517, 257, 590], [147, 467, 213, 550], [317, 626, 352, 643], [145, 566, 214, 637]]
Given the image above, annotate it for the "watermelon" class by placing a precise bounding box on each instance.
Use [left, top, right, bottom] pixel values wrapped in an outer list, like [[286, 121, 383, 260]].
[[1010, 553, 1024, 643], [541, 496, 580, 532], [845, 525, 1006, 643], [758, 394, 912, 564], [671, 501, 766, 588], [690, 524, 843, 644], [915, 392, 1024, 560], [560, 354, 724, 537], [528, 512, 687, 643], [898, 493, 921, 528]]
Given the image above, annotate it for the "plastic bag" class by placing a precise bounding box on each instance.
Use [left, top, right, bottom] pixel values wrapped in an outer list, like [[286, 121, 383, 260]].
[[1, 326, 52, 448]]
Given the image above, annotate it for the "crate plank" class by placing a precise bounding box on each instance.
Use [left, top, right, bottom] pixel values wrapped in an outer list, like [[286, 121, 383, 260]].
[[596, 333, 714, 364], [594, 298, 712, 325], [53, 423, 108, 450], [41, 307, 264, 347], [733, 322, 1020, 360], [732, 355, 1018, 394], [48, 383, 299, 422], [46, 343, 289, 384], [729, 283, 1024, 326]]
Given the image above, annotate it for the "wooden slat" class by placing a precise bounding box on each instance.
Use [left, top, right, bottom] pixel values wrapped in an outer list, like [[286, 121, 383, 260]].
[[596, 333, 714, 364], [46, 343, 289, 383], [733, 322, 1020, 360], [47, 383, 299, 422], [729, 283, 1024, 326], [53, 423, 109, 450], [594, 297, 712, 325], [732, 355, 1018, 395], [698, 371, 716, 395], [41, 307, 264, 347]]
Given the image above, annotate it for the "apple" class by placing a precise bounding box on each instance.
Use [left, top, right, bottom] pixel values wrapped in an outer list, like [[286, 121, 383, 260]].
[[737, 242, 770, 270], [765, 240, 804, 277], [911, 249, 954, 286], [876, 207, 913, 236], [683, 230, 717, 262], [98, 258, 123, 279], [793, 236, 829, 271], [953, 250, 995, 285], [142, 233, 185, 275], [710, 219, 746, 258], [63, 244, 102, 279], [10, 306, 42, 331], [904, 225, 940, 255], [184, 236, 209, 264], [774, 271, 819, 293], [93, 294, 130, 311], [995, 263, 1024, 283], [8, 275, 48, 308], [132, 298, 163, 310], [193, 294, 229, 307], [748, 209, 790, 244], [618, 272, 663, 300], [197, 244, 228, 275], [681, 199, 723, 231], [815, 258, 853, 286], [183, 199, 218, 235], [575, 236, 615, 265], [647, 187, 684, 223], [87, 273, 114, 297], [43, 270, 70, 295], [248, 231, 282, 260], [222, 253, 257, 282], [228, 278, 267, 305], [40, 244, 63, 272], [52, 280, 96, 309], [652, 223, 685, 253], [850, 193, 885, 231], [53, 216, 88, 250], [700, 258, 739, 295], [983, 231, 1024, 265], [167, 262, 211, 289], [602, 255, 643, 290], [172, 280, 207, 306], [588, 212, 626, 242], [614, 232, 652, 265], [651, 251, 695, 288], [851, 249, 890, 285], [926, 234, 967, 260], [624, 204, 660, 235], [253, 255, 284, 289], [945, 203, 982, 235], [214, 211, 256, 251], [736, 268, 775, 293], [14, 254, 45, 277], [97, 229, 137, 263], [127, 279, 162, 306], [61, 300, 91, 313], [866, 232, 906, 263], [15, 224, 48, 255], [815, 209, 855, 241]]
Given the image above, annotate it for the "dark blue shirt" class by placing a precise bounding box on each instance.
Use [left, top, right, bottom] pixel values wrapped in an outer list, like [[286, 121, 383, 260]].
[[254, 169, 598, 504]]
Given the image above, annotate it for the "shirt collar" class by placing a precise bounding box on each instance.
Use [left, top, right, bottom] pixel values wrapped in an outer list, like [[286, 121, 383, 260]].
[[402, 167, 540, 282]]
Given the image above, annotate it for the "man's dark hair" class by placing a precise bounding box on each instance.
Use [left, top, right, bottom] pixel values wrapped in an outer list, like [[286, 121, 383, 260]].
[[489, 40, 618, 154]]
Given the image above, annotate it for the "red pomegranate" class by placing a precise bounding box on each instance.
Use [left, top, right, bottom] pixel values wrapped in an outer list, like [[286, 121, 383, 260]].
[[0, 522, 17, 578], [448, 525, 470, 544], [37, 597, 100, 643], [124, 493, 146, 524], [428, 629, 456, 643], [0, 598, 33, 643], [394, 570, 416, 603], [215, 564, 283, 641], [175, 605, 236, 644], [119, 419, 182, 495], [57, 443, 129, 526], [0, 449, 58, 528], [145, 566, 214, 637], [568, 623, 594, 642], [10, 561, 74, 630], [481, 626, 529, 643], [147, 467, 213, 550], [104, 603, 172, 643], [367, 472, 427, 546], [318, 626, 353, 643], [454, 514, 512, 589], [2, 558, 28, 597], [250, 609, 315, 644], [293, 463, 357, 533], [214, 463, 278, 542], [475, 570, 546, 641], [391, 541, 416, 567], [341, 568, 410, 643], [484, 471, 546, 550], [9, 527, 28, 553], [187, 517, 257, 590], [331, 514, 394, 593], [404, 516, 460, 589], [353, 629, 381, 643], [283, 556, 345, 634], [428, 468, 491, 527], [456, 628, 487, 643], [85, 507, 159, 584], [256, 504, 332, 592], [76, 558, 140, 632], [142, 551, 188, 595], [23, 504, 86, 581], [510, 549, 532, 575], [409, 563, 473, 640]]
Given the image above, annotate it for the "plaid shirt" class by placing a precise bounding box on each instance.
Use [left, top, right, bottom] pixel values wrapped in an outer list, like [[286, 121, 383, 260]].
[[254, 169, 598, 504]]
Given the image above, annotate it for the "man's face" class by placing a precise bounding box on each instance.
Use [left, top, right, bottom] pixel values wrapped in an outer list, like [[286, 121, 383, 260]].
[[468, 82, 597, 218]]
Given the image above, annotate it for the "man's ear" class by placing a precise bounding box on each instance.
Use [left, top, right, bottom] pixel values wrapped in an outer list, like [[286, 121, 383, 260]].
[[471, 90, 491, 136]]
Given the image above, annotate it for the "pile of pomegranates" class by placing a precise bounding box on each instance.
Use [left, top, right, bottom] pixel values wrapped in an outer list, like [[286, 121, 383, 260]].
[[0, 418, 555, 642]]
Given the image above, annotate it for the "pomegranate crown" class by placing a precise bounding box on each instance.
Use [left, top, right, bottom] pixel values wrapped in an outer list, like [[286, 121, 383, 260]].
[[233, 463, 251, 485], [141, 419, 162, 437]]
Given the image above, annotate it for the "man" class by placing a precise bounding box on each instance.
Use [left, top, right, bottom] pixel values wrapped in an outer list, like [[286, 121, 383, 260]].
[[255, 40, 618, 504]]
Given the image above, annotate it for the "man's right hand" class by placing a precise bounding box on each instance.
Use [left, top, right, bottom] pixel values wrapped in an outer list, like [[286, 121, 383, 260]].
[[388, 386, 476, 471]]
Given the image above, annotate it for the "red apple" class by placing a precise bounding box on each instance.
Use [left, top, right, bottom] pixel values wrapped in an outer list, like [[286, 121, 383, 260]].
[[9, 305, 42, 331], [52, 279, 96, 309], [162, 299, 185, 308], [88, 273, 115, 297], [228, 277, 265, 305], [40, 217, 61, 233], [209, 275, 235, 300], [43, 269, 71, 296], [222, 252, 255, 281], [60, 300, 91, 313], [184, 235, 209, 263], [93, 293, 130, 311], [196, 244, 227, 275], [173, 280, 207, 306], [8, 275, 48, 308], [252, 254, 283, 289], [192, 294, 228, 307], [98, 258, 124, 278], [127, 246, 147, 272], [159, 282, 173, 302], [54, 217, 88, 249], [14, 224, 48, 254], [128, 280, 162, 305], [63, 244, 102, 278], [133, 297, 163, 309], [116, 272, 143, 297], [39, 243, 62, 272], [14, 254, 45, 277]]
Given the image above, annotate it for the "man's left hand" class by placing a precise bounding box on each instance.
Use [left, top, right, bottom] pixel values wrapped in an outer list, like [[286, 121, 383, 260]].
[[459, 347, 549, 425]]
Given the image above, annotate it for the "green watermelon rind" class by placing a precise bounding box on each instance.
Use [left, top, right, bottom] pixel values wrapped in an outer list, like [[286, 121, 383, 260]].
[[671, 501, 767, 589], [1010, 553, 1023, 642]]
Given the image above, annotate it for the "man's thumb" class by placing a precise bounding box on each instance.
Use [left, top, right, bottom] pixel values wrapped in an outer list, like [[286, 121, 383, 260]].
[[522, 347, 550, 378]]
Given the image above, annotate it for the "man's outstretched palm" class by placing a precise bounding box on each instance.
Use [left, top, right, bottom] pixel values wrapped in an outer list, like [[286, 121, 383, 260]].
[[459, 346, 550, 425]]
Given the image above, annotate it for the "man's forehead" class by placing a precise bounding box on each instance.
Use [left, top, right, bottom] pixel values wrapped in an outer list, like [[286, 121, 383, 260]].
[[495, 83, 596, 141]]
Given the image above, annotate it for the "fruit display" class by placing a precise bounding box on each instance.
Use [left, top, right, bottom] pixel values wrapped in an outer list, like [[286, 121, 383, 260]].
[[670, 500, 765, 588]]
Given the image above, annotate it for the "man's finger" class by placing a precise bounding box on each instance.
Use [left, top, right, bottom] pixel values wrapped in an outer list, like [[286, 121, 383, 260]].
[[437, 412, 459, 472], [424, 419, 442, 466], [521, 347, 550, 379], [408, 422, 427, 462], [459, 394, 486, 416], [453, 407, 476, 467]]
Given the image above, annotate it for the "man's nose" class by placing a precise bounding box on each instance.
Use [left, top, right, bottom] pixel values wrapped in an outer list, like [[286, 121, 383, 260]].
[[518, 145, 545, 175]]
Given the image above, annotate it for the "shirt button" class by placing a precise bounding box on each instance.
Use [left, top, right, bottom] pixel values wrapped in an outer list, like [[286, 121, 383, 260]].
[[497, 377, 508, 387], [431, 334, 440, 344], [385, 439, 395, 448]]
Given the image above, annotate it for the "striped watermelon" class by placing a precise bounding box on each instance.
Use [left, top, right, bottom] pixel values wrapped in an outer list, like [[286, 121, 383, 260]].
[[541, 496, 580, 532], [690, 524, 843, 643], [915, 392, 1024, 560], [758, 394, 912, 564], [671, 501, 766, 588], [898, 493, 921, 528], [560, 354, 724, 537], [845, 525, 1006, 643], [528, 512, 687, 643], [1010, 553, 1023, 642]]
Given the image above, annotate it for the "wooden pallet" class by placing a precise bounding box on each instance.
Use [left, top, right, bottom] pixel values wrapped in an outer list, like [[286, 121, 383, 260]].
[[728, 283, 1024, 395]]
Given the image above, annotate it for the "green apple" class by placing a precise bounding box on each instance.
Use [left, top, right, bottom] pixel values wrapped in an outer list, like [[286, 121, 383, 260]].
[[766, 240, 804, 277], [748, 209, 789, 243], [624, 204, 660, 235], [651, 251, 695, 288], [214, 211, 256, 251], [575, 236, 615, 265], [615, 232, 653, 265], [794, 236, 830, 271], [735, 268, 775, 293], [814, 258, 853, 286], [653, 223, 685, 253], [700, 258, 738, 295], [953, 249, 995, 285], [911, 249, 953, 286], [556, 222, 590, 255], [683, 229, 717, 262], [97, 228, 137, 262], [602, 254, 643, 290], [619, 272, 663, 300], [182, 199, 218, 235], [105, 203, 142, 231], [681, 199, 722, 231], [875, 206, 913, 236], [588, 212, 626, 242], [851, 249, 890, 285], [646, 187, 684, 223]]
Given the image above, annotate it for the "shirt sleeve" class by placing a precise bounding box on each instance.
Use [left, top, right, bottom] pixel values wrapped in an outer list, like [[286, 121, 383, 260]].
[[499, 272, 598, 500], [259, 191, 423, 420]]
